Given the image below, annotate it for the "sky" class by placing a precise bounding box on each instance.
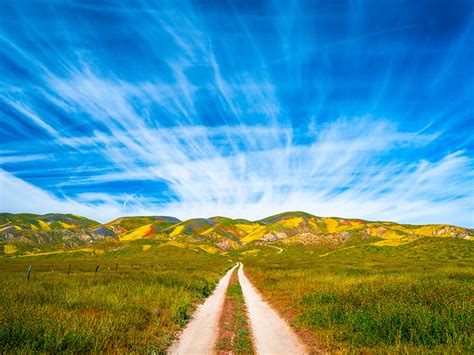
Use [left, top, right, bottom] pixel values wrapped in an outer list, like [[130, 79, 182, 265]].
[[0, 0, 473, 226]]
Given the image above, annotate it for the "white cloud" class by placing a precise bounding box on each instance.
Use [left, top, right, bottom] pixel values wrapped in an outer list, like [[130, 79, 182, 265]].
[[0, 154, 52, 164]]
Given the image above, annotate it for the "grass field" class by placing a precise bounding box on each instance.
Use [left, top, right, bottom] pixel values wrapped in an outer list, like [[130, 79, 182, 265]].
[[0, 240, 232, 352], [1, 234, 472, 353], [241, 238, 474, 353]]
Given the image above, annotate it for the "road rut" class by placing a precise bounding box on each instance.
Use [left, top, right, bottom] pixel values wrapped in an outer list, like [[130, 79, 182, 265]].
[[238, 263, 307, 355], [168, 263, 238, 355]]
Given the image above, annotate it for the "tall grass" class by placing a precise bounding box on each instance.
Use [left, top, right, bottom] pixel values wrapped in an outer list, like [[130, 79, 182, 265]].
[[243, 238, 473, 353], [0, 242, 231, 352]]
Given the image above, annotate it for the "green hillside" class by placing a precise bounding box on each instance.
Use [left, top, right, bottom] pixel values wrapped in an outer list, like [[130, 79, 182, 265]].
[[0, 213, 106, 254], [1, 211, 472, 256], [106, 216, 181, 237], [0, 213, 100, 232]]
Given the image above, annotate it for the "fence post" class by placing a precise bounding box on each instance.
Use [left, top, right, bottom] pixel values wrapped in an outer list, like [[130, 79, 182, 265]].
[[68, 264, 71, 276], [27, 265, 32, 282], [95, 265, 100, 273]]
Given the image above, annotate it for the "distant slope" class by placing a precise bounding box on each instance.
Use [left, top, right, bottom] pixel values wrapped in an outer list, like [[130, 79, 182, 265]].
[[106, 216, 181, 235], [0, 211, 472, 256], [0, 213, 108, 253], [251, 211, 473, 246], [140, 211, 473, 250], [0, 213, 100, 232]]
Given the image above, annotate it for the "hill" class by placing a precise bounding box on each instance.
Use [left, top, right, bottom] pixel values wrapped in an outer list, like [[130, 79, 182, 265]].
[[103, 216, 181, 240], [0, 213, 106, 252], [0, 213, 99, 231], [0, 211, 472, 256]]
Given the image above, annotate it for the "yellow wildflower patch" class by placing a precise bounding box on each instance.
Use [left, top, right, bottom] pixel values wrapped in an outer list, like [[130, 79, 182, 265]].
[[38, 220, 51, 230], [59, 221, 76, 229], [279, 217, 303, 228], [142, 244, 152, 251], [169, 225, 185, 237], [0, 225, 12, 232], [235, 223, 260, 234], [323, 218, 341, 233], [200, 227, 214, 235], [120, 224, 152, 241], [241, 226, 267, 243], [4, 245, 18, 254], [323, 218, 356, 233], [371, 230, 413, 247], [381, 230, 405, 239], [371, 238, 413, 247]]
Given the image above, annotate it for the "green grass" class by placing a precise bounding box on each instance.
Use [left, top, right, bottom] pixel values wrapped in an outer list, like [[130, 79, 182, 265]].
[[227, 276, 254, 354], [0, 241, 232, 352], [241, 238, 474, 353], [2, 234, 472, 353]]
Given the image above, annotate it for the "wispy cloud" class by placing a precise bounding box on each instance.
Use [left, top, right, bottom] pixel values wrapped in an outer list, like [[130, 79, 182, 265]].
[[1, 153, 52, 164]]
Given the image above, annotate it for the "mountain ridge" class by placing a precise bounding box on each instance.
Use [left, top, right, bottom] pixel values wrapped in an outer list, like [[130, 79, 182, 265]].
[[1, 211, 472, 256]]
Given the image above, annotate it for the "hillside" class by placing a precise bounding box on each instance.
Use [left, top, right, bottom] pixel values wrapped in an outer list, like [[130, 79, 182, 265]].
[[0, 211, 472, 256], [0, 213, 106, 252], [0, 213, 100, 232]]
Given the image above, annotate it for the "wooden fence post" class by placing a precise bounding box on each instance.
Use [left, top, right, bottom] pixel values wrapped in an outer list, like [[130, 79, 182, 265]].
[[95, 265, 100, 273], [27, 265, 32, 282]]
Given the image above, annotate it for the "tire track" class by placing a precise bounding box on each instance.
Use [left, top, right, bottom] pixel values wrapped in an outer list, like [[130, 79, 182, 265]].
[[238, 263, 307, 354], [168, 263, 239, 354]]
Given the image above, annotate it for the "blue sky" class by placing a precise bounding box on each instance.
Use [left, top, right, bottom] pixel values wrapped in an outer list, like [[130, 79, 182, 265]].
[[0, 0, 473, 226]]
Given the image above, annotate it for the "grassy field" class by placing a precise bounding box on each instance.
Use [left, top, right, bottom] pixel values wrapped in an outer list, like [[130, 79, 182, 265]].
[[241, 238, 474, 353], [0, 240, 232, 352], [1, 233, 472, 353]]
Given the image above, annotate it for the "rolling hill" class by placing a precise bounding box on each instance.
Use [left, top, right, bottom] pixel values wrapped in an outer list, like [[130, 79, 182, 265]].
[[0, 211, 472, 256], [0, 213, 99, 232], [0, 213, 110, 253]]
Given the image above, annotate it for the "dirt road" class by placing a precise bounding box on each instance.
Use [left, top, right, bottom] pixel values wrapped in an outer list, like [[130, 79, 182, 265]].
[[238, 263, 307, 355], [267, 245, 283, 254], [169, 262, 306, 354], [168, 263, 238, 354]]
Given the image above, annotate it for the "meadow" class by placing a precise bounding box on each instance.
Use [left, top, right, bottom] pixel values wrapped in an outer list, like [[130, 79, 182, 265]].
[[0, 240, 232, 352], [1, 233, 472, 353], [242, 238, 474, 353]]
